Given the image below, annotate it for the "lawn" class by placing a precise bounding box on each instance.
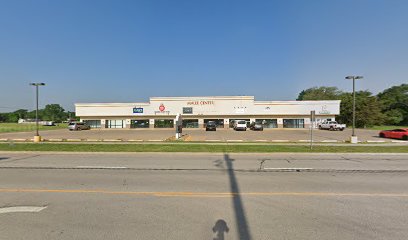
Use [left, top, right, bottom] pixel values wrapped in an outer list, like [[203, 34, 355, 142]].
[[362, 125, 408, 131], [0, 143, 407, 153], [0, 123, 68, 133]]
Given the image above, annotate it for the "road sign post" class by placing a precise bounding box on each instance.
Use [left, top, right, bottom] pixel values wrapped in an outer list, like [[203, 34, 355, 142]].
[[175, 114, 183, 139], [310, 110, 315, 150]]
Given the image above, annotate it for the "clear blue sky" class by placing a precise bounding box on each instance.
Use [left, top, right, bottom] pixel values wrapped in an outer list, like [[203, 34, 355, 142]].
[[0, 0, 407, 112]]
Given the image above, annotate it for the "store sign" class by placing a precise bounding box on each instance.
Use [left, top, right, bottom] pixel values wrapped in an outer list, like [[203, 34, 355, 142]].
[[187, 100, 214, 105], [133, 107, 143, 114], [183, 107, 193, 114], [159, 103, 166, 112], [318, 105, 330, 114]]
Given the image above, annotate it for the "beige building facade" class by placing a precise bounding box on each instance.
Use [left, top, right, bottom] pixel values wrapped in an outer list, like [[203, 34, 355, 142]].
[[75, 96, 340, 129]]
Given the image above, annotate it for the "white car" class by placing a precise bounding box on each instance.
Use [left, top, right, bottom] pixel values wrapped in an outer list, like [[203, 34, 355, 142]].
[[233, 120, 247, 131]]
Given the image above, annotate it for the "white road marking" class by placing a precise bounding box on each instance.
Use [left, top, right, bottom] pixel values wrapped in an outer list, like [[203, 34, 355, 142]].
[[366, 140, 385, 143], [321, 140, 338, 142], [76, 166, 128, 169], [271, 140, 290, 142], [227, 140, 243, 142], [127, 139, 143, 142], [102, 139, 122, 142], [263, 168, 314, 170], [0, 206, 47, 214], [147, 140, 163, 142]]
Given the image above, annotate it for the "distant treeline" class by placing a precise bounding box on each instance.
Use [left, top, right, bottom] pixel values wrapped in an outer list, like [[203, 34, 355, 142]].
[[0, 104, 76, 123], [297, 84, 408, 127]]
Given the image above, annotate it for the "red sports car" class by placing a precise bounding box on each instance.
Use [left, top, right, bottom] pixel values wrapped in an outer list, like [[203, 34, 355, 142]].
[[379, 128, 408, 140]]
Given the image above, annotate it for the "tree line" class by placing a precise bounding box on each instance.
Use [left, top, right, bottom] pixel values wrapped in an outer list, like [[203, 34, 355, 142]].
[[297, 84, 408, 127], [0, 104, 75, 123]]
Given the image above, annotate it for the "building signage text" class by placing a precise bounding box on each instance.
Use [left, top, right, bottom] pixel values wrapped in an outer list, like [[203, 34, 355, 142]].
[[187, 100, 214, 105], [183, 107, 193, 114]]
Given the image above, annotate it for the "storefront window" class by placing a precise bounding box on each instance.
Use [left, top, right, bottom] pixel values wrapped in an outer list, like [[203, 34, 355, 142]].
[[83, 120, 101, 128], [131, 120, 149, 128], [283, 119, 305, 128], [204, 119, 224, 128], [182, 119, 198, 128], [106, 120, 124, 128], [255, 119, 277, 128], [154, 119, 174, 128]]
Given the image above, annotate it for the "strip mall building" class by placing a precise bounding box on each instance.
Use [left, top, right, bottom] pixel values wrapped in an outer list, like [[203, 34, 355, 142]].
[[75, 96, 340, 129]]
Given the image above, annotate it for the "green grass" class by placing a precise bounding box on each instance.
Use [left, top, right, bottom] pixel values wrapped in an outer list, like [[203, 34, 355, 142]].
[[363, 125, 408, 131], [0, 143, 407, 153], [0, 123, 67, 133]]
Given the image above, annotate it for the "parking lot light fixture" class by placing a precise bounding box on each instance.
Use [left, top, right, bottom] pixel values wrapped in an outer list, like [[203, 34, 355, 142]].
[[345, 76, 363, 143], [30, 83, 46, 142]]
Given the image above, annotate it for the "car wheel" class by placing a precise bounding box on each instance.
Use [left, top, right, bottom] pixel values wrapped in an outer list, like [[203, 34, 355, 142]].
[[76, 127, 81, 131], [379, 133, 385, 138], [340, 128, 344, 131], [329, 127, 334, 131], [403, 135, 408, 140]]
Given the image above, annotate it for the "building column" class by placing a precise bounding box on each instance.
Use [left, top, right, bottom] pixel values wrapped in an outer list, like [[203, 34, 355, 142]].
[[198, 119, 204, 128], [277, 118, 283, 128], [125, 119, 131, 129], [149, 119, 155, 128], [101, 119, 106, 129], [224, 119, 229, 129]]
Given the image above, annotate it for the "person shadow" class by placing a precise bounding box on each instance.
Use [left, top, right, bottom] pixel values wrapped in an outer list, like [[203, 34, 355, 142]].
[[213, 219, 229, 240]]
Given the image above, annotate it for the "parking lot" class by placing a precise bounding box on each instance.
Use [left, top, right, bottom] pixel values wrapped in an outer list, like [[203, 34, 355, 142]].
[[0, 128, 404, 143]]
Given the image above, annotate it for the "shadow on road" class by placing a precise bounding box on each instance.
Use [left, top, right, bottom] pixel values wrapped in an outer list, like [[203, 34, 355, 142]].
[[212, 219, 229, 240], [224, 153, 252, 240], [0, 157, 9, 161]]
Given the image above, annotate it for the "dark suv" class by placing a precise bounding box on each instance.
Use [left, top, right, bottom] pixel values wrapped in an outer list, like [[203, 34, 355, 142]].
[[250, 122, 264, 131], [205, 121, 217, 131]]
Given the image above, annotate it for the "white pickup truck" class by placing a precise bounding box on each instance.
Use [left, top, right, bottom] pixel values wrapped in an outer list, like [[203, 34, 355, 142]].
[[318, 121, 346, 131]]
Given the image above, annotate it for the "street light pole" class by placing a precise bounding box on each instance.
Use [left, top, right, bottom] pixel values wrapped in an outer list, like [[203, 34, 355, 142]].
[[345, 76, 363, 143], [30, 83, 46, 142]]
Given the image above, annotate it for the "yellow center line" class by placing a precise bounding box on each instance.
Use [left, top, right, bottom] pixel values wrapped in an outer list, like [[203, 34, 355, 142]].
[[0, 188, 408, 198]]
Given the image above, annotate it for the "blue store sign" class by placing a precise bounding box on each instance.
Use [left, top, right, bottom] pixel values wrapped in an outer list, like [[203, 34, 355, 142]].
[[133, 107, 143, 113]]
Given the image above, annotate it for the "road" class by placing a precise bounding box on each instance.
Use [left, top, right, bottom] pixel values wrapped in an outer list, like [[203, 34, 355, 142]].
[[1, 152, 408, 240]]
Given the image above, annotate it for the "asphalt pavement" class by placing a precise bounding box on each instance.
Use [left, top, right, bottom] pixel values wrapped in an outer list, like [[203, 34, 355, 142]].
[[1, 152, 408, 239]]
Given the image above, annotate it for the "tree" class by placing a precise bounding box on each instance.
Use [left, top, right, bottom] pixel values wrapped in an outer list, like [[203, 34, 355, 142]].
[[296, 87, 386, 127], [297, 87, 343, 101], [377, 84, 408, 125], [42, 104, 66, 122], [337, 91, 385, 128]]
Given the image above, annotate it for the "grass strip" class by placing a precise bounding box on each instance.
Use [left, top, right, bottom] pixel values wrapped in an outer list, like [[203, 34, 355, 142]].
[[0, 123, 68, 133], [0, 143, 407, 153]]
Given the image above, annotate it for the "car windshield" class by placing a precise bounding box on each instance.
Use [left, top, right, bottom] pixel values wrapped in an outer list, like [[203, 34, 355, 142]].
[[238, 121, 246, 124], [69, 122, 76, 125]]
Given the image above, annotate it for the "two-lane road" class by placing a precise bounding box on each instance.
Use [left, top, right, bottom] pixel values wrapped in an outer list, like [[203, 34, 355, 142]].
[[1, 152, 408, 240]]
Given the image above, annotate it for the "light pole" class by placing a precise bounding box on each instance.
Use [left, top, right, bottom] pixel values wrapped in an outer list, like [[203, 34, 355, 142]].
[[30, 83, 46, 142], [345, 76, 363, 143]]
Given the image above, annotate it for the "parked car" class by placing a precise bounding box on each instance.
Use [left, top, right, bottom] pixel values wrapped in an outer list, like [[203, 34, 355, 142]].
[[379, 128, 408, 140], [250, 122, 263, 131], [233, 120, 247, 131], [318, 121, 346, 131], [68, 122, 91, 131], [205, 121, 217, 131]]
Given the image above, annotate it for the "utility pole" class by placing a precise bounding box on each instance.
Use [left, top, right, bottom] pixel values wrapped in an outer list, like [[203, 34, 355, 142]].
[[30, 83, 46, 142]]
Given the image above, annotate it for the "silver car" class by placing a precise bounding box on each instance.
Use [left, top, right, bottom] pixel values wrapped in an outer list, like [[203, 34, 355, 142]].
[[68, 122, 90, 131]]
